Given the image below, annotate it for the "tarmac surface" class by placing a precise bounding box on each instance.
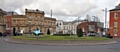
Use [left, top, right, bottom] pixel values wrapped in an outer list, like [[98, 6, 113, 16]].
[[0, 37, 120, 52]]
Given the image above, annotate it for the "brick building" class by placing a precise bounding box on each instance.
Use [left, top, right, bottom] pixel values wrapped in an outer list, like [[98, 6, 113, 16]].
[[6, 11, 18, 34], [6, 16, 12, 34], [77, 20, 104, 34], [109, 3, 120, 38]]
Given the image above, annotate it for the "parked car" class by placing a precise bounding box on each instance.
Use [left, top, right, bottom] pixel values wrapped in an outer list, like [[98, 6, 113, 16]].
[[0, 32, 2, 36], [87, 32, 97, 36], [2, 32, 9, 37]]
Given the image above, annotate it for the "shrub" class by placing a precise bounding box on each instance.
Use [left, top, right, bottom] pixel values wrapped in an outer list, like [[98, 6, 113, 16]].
[[77, 28, 83, 37], [105, 34, 113, 39], [53, 34, 70, 36]]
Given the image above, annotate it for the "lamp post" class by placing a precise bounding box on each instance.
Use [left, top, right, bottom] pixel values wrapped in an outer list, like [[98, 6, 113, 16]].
[[50, 9, 52, 35], [102, 8, 107, 34], [77, 17, 81, 25]]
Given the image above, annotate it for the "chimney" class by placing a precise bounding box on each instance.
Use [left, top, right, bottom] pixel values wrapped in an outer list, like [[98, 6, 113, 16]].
[[25, 8, 27, 12], [36, 9, 39, 11]]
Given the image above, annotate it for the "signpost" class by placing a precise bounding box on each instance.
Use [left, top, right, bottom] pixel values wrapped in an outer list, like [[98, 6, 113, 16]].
[[35, 29, 40, 40]]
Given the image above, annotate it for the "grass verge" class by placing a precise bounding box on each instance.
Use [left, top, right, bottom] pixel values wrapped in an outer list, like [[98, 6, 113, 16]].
[[12, 35, 110, 41]]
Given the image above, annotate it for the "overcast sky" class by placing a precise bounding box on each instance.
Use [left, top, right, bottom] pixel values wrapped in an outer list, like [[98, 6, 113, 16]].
[[1, 0, 120, 22]]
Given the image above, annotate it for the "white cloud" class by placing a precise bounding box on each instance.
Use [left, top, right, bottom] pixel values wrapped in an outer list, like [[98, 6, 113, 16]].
[[0, 0, 120, 22]]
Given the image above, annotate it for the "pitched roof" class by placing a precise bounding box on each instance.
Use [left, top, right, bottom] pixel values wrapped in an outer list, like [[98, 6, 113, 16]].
[[6, 11, 18, 15], [44, 17, 56, 21], [110, 3, 120, 11], [11, 15, 26, 18]]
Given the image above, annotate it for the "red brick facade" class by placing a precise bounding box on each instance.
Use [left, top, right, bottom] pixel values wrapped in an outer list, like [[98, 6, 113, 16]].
[[109, 3, 120, 38], [6, 16, 12, 34], [77, 21, 104, 33]]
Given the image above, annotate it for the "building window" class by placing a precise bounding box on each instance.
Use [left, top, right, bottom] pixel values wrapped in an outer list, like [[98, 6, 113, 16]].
[[114, 22, 118, 27], [28, 21, 31, 24], [22, 20, 25, 25], [29, 27, 32, 33], [13, 20, 16, 24], [6, 24, 8, 28], [35, 16, 37, 18], [63, 26, 65, 29], [44, 28, 46, 32], [51, 22, 52, 25], [59, 23, 61, 25], [40, 16, 42, 20], [114, 12, 118, 18], [35, 21, 38, 25], [40, 22, 42, 25], [114, 29, 117, 36], [29, 16, 32, 19], [35, 16, 38, 20]]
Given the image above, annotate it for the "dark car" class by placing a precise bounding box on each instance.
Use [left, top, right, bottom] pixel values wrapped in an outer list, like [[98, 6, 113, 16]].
[[2, 32, 9, 37], [0, 32, 2, 36]]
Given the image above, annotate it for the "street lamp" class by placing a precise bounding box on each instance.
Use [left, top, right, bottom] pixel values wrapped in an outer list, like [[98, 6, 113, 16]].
[[77, 17, 81, 25], [50, 9, 52, 35], [102, 8, 107, 34]]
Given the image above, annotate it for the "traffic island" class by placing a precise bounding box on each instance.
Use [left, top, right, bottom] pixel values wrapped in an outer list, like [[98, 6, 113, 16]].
[[4, 35, 117, 46]]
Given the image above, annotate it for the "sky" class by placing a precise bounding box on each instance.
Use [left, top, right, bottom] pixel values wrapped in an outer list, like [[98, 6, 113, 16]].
[[0, 0, 120, 23]]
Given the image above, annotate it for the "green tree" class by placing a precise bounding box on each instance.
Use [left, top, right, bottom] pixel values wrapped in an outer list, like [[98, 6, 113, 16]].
[[47, 29, 50, 35], [77, 28, 83, 37]]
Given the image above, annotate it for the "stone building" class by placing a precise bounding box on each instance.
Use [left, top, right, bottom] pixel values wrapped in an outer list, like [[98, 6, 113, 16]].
[[0, 9, 6, 33], [44, 17, 56, 34], [10, 9, 56, 34], [56, 20, 77, 34], [11, 15, 27, 33]]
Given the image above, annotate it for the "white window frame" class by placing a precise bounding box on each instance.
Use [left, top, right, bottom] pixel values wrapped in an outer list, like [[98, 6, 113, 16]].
[[35, 21, 38, 25], [114, 12, 118, 18], [114, 29, 117, 36], [28, 21, 31, 24], [114, 22, 118, 27], [29, 16, 32, 19]]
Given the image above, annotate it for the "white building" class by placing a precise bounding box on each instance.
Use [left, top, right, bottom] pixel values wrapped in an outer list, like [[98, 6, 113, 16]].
[[56, 20, 78, 34], [56, 20, 64, 34]]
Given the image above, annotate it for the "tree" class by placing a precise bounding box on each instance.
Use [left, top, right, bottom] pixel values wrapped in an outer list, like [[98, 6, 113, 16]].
[[47, 29, 50, 35], [77, 28, 83, 37]]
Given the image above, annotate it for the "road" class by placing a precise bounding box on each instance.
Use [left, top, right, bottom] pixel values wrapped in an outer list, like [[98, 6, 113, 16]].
[[0, 37, 120, 52]]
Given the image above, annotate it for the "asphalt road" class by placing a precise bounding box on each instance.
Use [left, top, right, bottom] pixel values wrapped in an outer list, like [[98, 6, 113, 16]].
[[0, 37, 120, 52]]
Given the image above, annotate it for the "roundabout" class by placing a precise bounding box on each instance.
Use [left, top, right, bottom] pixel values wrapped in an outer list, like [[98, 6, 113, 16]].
[[4, 35, 117, 46]]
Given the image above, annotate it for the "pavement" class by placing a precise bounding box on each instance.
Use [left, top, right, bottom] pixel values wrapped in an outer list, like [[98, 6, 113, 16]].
[[4, 37, 117, 46]]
